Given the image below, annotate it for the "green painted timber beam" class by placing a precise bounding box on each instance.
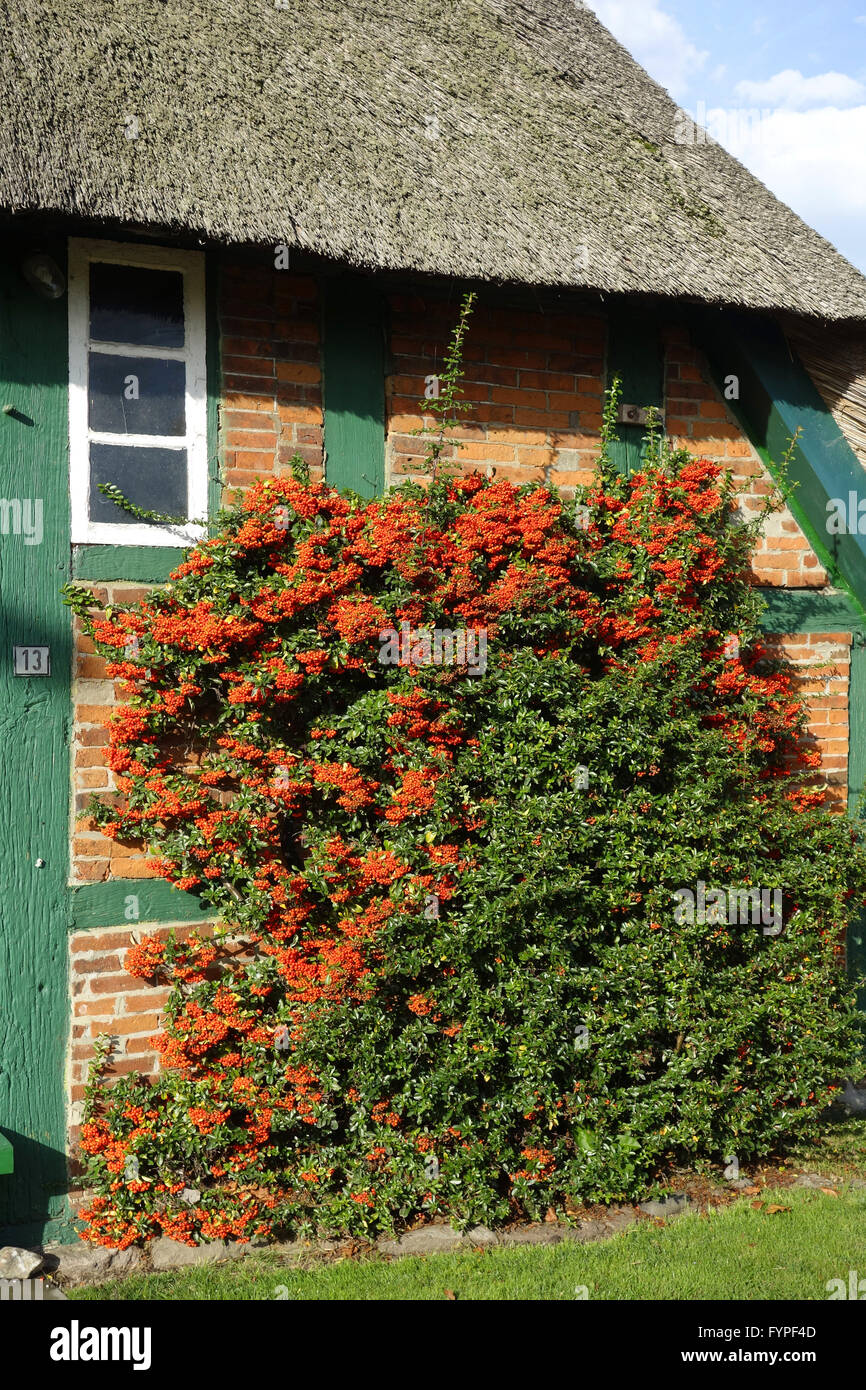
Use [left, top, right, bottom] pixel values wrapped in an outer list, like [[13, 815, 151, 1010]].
[[71, 545, 185, 583], [606, 306, 664, 477], [693, 309, 866, 610], [69, 879, 214, 932], [322, 277, 385, 498], [755, 586, 866, 633]]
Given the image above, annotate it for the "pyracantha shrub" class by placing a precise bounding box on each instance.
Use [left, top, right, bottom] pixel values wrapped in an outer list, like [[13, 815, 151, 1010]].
[[67, 436, 866, 1247]]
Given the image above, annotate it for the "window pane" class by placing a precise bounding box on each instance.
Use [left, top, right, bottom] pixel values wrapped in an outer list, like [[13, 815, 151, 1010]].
[[88, 353, 186, 436], [90, 263, 184, 348], [89, 443, 188, 525]]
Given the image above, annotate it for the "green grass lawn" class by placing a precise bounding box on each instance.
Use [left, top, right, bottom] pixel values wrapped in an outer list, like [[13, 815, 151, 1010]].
[[67, 1114, 866, 1301], [70, 1184, 865, 1301]]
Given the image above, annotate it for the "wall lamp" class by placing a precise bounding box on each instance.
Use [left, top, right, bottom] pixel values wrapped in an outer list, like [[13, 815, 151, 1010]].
[[21, 251, 66, 299]]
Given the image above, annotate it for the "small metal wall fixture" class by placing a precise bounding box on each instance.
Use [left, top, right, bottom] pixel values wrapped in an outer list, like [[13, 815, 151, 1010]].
[[616, 403, 661, 427]]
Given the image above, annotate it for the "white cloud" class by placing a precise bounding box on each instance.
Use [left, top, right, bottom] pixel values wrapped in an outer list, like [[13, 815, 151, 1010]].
[[585, 1, 866, 272], [712, 104, 866, 268], [587, 0, 708, 98], [733, 68, 866, 109]]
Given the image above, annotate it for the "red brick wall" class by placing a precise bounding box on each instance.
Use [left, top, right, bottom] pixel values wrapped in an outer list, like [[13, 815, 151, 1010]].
[[68, 921, 224, 1177], [219, 262, 324, 491], [68, 280, 845, 880], [764, 631, 850, 805], [72, 584, 159, 883], [662, 325, 827, 588], [65, 270, 851, 1168], [386, 293, 605, 491]]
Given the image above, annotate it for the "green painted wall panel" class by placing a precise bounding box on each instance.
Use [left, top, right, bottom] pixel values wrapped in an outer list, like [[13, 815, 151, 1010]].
[[71, 544, 185, 583], [606, 308, 664, 477], [849, 637, 866, 820], [0, 244, 74, 1243], [70, 878, 214, 931], [206, 253, 223, 526], [848, 639, 866, 1054], [756, 587, 866, 633], [323, 279, 385, 497]]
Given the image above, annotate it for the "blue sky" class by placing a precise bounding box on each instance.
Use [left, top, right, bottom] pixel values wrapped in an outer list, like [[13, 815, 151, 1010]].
[[588, 1, 866, 272]]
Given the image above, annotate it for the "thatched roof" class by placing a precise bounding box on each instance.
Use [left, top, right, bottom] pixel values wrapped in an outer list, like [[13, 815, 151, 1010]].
[[785, 321, 866, 466], [2, 0, 866, 320]]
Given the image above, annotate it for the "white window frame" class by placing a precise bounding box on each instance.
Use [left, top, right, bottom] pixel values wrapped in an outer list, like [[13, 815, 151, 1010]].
[[68, 237, 208, 547]]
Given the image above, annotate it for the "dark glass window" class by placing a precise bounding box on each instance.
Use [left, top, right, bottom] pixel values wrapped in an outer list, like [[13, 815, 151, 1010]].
[[90, 443, 188, 525], [88, 353, 186, 436], [89, 263, 184, 348]]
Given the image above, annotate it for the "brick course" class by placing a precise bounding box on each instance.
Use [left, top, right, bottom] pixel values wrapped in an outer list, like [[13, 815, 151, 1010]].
[[71, 585, 158, 883], [763, 631, 850, 806], [662, 325, 827, 589], [64, 271, 853, 1158], [219, 262, 324, 491], [386, 293, 605, 491], [67, 920, 217, 1161], [69, 282, 848, 878]]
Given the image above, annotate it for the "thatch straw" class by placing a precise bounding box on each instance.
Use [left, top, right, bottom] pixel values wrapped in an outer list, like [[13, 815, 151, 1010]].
[[786, 322, 866, 465], [1, 0, 865, 320]]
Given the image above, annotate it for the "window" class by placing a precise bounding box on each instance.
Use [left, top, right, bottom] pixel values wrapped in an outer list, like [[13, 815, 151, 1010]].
[[68, 239, 207, 546]]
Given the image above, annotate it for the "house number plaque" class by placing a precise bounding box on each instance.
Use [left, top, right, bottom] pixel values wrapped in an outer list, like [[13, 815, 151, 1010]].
[[13, 645, 50, 676]]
